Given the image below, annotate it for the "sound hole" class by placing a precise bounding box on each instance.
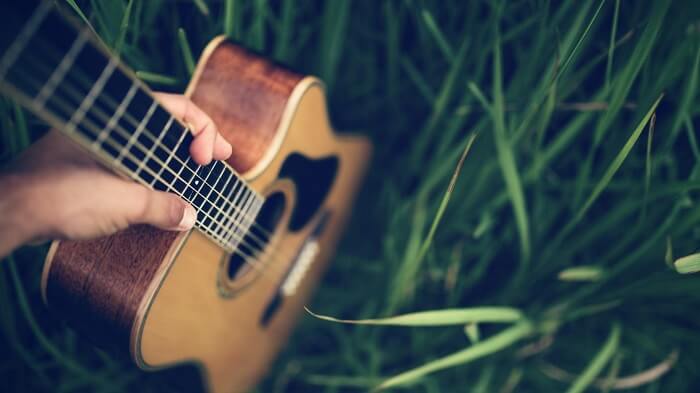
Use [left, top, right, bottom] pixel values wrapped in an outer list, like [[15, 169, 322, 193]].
[[278, 153, 338, 232], [227, 191, 286, 281]]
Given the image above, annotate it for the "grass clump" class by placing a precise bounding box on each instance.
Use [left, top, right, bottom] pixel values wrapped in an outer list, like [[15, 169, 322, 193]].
[[3, 0, 700, 392]]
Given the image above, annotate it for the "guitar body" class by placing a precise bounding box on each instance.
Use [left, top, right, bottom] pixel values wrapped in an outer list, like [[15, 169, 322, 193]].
[[41, 37, 371, 393]]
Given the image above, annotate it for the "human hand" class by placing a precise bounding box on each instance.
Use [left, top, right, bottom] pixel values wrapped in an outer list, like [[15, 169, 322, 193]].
[[0, 93, 232, 257]]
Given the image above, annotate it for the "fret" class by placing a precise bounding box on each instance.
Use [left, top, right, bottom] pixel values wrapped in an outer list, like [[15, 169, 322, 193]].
[[202, 162, 226, 219], [228, 191, 253, 242], [136, 115, 173, 181], [160, 128, 189, 192], [182, 161, 201, 203], [219, 180, 245, 238], [114, 100, 157, 165], [0, 1, 53, 81], [210, 173, 236, 233], [192, 164, 217, 227], [240, 191, 257, 230], [0, 2, 268, 254], [33, 27, 90, 109], [66, 56, 118, 135], [94, 82, 139, 148], [212, 177, 238, 238]]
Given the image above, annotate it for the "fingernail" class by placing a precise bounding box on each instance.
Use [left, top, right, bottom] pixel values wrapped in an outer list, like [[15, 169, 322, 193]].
[[177, 205, 197, 230]]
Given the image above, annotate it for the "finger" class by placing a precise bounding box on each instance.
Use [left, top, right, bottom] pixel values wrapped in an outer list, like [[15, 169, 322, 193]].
[[213, 132, 233, 161], [153, 93, 232, 165], [126, 184, 197, 231]]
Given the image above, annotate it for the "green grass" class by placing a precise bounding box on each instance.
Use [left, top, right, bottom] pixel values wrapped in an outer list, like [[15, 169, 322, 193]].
[[3, 0, 700, 392]]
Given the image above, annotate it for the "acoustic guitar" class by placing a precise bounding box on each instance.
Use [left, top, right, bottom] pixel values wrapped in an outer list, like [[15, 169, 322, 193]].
[[0, 2, 371, 392]]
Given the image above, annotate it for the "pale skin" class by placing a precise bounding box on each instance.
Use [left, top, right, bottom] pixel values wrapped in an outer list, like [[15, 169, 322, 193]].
[[0, 93, 231, 258]]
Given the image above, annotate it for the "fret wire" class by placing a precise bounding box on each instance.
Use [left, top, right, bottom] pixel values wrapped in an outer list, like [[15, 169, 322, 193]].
[[23, 51, 267, 239], [220, 180, 247, 239], [209, 169, 234, 228], [202, 162, 226, 220], [135, 115, 174, 178], [182, 160, 200, 203], [65, 57, 118, 134], [215, 179, 241, 238], [241, 191, 258, 232], [196, 162, 217, 210], [0, 1, 53, 81], [16, 43, 268, 242], [94, 82, 138, 148], [8, 66, 252, 248], [228, 191, 253, 243], [24, 49, 266, 232], [33, 27, 90, 109], [5, 49, 276, 258], [161, 127, 189, 191], [115, 100, 157, 164]]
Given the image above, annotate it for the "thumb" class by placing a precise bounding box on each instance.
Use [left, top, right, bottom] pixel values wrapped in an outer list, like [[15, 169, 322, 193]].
[[131, 189, 197, 231]]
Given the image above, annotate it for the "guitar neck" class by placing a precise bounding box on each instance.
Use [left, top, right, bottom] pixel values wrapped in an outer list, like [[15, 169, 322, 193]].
[[0, 1, 263, 252]]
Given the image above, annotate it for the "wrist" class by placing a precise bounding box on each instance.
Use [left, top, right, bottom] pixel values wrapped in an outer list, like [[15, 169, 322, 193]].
[[0, 173, 39, 257]]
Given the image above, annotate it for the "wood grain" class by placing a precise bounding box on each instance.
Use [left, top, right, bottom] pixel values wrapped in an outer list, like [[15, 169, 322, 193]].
[[42, 37, 371, 393], [44, 225, 182, 351], [188, 41, 303, 174], [138, 78, 372, 393]]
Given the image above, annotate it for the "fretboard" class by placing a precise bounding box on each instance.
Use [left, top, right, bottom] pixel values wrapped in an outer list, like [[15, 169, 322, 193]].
[[0, 1, 264, 253]]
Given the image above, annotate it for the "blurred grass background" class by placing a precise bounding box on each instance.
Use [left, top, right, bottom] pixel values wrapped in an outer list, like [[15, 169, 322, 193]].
[[3, 0, 700, 391]]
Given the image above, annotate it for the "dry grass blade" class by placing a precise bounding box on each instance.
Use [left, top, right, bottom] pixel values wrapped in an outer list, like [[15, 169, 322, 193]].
[[540, 349, 679, 390], [575, 94, 664, 223]]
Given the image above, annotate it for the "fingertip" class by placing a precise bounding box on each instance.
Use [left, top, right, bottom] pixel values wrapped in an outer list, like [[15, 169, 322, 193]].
[[174, 203, 197, 231], [213, 134, 233, 161], [190, 137, 213, 165]]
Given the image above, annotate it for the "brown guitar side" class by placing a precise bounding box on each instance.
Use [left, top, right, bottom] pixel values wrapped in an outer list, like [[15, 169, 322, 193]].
[[42, 37, 371, 393]]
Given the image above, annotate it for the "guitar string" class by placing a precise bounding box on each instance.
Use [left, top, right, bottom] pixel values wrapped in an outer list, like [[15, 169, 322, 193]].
[[3, 15, 306, 279], [24, 38, 292, 255], [30, 35, 280, 242], [8, 60, 301, 281]]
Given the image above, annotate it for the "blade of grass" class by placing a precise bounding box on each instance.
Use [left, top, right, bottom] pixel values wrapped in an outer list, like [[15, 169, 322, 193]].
[[669, 44, 700, 141], [224, 0, 240, 40], [318, 0, 351, 89], [593, 0, 670, 144], [557, 0, 607, 80], [604, 0, 621, 91], [306, 306, 523, 326], [558, 266, 604, 282], [574, 94, 663, 223], [401, 58, 435, 104], [641, 113, 656, 221], [673, 253, 700, 274], [374, 320, 533, 390], [273, 0, 295, 61], [420, 9, 454, 61], [135, 70, 179, 86], [565, 323, 621, 393], [492, 30, 530, 264], [177, 27, 196, 76], [250, 0, 266, 51], [465, 323, 480, 343], [413, 35, 470, 153], [388, 133, 477, 311], [64, 0, 95, 32], [12, 102, 30, 151], [192, 0, 210, 16], [113, 0, 133, 55]]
